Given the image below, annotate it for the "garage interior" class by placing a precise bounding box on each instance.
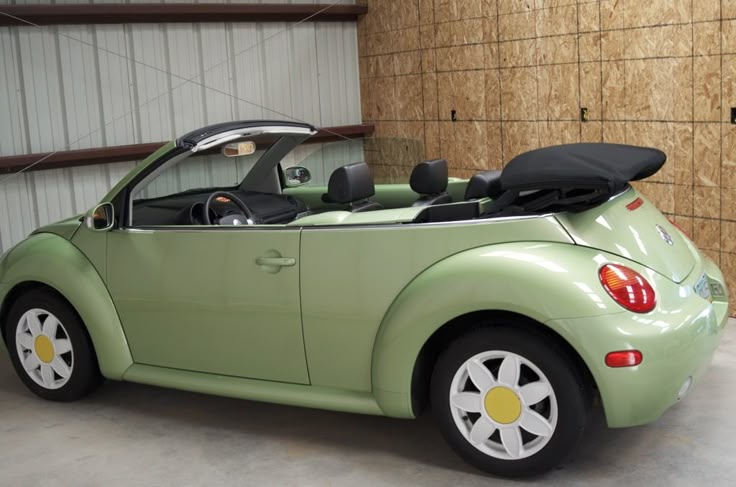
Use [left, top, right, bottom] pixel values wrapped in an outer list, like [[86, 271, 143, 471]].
[[1, 0, 736, 484]]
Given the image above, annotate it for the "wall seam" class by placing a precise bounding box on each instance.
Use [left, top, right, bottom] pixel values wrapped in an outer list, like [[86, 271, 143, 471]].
[[496, 0, 504, 163], [720, 0, 724, 266], [576, 1, 582, 141], [598, 0, 603, 141]]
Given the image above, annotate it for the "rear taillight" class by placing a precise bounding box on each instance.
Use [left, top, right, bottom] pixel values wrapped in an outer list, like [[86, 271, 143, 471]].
[[599, 264, 656, 313]]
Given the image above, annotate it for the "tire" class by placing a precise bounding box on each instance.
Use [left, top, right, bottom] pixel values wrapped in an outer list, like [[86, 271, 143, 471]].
[[4, 288, 103, 401], [430, 325, 590, 478]]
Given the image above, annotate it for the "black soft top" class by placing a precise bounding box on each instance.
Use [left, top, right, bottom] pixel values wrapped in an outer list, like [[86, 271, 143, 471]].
[[486, 143, 666, 215], [501, 143, 666, 193]]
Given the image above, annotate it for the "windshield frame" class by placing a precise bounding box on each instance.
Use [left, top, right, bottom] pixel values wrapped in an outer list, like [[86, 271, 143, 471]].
[[116, 124, 316, 228]]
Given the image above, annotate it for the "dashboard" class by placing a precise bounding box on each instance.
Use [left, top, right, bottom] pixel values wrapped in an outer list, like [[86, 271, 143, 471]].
[[132, 190, 307, 226]]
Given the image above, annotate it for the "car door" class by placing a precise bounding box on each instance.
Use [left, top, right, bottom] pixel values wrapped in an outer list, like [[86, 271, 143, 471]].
[[106, 226, 308, 384], [102, 124, 316, 385]]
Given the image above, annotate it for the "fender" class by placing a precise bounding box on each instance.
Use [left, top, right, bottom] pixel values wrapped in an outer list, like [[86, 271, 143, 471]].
[[0, 233, 133, 379], [371, 241, 626, 418]]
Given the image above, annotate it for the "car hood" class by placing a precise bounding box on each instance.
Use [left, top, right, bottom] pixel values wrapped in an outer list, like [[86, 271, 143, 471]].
[[556, 188, 697, 283], [31, 214, 83, 241]]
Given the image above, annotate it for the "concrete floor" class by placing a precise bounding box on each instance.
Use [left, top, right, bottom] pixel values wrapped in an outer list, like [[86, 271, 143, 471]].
[[1, 323, 735, 487]]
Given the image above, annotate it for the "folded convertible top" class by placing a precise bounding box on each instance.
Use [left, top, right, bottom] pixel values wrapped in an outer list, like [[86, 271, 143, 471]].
[[486, 143, 667, 215], [501, 143, 666, 193]]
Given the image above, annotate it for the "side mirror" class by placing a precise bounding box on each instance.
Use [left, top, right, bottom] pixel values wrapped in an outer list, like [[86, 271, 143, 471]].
[[86, 202, 115, 232], [285, 166, 312, 187]]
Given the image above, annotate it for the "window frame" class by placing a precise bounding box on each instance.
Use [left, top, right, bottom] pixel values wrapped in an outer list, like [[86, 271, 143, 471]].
[[117, 125, 315, 230]]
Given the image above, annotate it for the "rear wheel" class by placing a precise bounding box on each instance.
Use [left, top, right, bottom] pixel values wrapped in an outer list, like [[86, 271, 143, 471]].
[[430, 326, 590, 477], [5, 288, 102, 401]]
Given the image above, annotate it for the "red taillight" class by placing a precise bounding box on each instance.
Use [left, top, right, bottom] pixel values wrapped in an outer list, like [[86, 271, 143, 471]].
[[605, 350, 643, 368], [599, 264, 656, 313]]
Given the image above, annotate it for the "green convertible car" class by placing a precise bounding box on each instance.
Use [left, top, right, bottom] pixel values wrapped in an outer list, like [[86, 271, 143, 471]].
[[0, 121, 728, 477]]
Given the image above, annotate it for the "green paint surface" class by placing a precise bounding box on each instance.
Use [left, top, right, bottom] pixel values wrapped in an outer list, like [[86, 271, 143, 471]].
[[0, 148, 728, 429]]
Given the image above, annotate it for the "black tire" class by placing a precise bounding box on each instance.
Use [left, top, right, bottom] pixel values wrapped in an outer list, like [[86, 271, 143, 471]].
[[430, 325, 591, 478], [4, 288, 103, 401]]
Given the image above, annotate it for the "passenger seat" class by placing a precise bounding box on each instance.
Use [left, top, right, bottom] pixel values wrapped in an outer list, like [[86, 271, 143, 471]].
[[410, 159, 452, 206], [464, 170, 503, 200], [325, 162, 383, 212]]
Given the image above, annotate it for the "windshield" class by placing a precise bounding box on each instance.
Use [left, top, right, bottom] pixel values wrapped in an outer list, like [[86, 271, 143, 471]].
[[133, 135, 279, 202]]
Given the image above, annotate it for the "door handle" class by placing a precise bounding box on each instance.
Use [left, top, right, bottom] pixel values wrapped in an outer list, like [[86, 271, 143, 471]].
[[255, 257, 296, 267]]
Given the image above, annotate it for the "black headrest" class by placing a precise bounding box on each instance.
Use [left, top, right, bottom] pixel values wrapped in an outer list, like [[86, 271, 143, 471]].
[[410, 159, 448, 195], [327, 162, 376, 204], [464, 170, 503, 199]]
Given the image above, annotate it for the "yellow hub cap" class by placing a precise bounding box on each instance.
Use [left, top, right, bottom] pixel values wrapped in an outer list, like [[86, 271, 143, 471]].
[[34, 336, 55, 364], [484, 387, 522, 424]]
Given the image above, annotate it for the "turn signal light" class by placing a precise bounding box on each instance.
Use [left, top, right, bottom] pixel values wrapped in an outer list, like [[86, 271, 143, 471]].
[[605, 350, 643, 368], [599, 264, 656, 313]]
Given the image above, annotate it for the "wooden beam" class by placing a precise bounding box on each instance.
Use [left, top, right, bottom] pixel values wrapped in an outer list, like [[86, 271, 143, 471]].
[[0, 3, 368, 26], [0, 124, 375, 175]]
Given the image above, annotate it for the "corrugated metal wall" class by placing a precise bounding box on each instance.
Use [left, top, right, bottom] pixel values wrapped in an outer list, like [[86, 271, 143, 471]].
[[0, 0, 363, 253]]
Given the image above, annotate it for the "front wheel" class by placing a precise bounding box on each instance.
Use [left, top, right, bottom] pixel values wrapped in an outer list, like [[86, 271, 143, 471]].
[[5, 288, 103, 401], [431, 326, 590, 477]]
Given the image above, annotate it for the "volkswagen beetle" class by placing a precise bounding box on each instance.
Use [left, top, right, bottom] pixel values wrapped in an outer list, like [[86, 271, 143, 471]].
[[0, 121, 728, 477]]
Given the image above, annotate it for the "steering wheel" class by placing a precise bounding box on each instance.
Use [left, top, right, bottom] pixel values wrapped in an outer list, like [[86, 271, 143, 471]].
[[203, 191, 256, 226]]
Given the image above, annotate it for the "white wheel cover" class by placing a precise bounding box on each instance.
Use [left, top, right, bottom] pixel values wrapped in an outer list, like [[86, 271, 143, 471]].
[[15, 308, 74, 390], [448, 350, 558, 461]]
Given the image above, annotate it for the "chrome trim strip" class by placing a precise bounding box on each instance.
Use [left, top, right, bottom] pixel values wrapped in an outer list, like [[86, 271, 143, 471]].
[[121, 226, 297, 233], [124, 213, 560, 233], [608, 186, 633, 201], [302, 213, 560, 231], [116, 228, 155, 234]]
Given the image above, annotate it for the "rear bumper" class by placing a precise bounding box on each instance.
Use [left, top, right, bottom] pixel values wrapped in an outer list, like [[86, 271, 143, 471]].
[[548, 257, 729, 428]]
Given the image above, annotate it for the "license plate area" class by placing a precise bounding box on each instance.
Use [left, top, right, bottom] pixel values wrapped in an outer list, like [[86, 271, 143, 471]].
[[694, 273, 712, 302]]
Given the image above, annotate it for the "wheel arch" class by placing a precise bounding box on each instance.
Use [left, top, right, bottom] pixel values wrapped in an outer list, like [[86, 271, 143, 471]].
[[1, 279, 104, 368], [0, 281, 46, 343], [370, 242, 616, 418], [0, 233, 133, 379], [408, 310, 597, 417]]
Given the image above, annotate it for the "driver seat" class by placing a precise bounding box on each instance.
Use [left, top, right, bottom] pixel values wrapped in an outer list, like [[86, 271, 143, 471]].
[[326, 162, 383, 213]]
